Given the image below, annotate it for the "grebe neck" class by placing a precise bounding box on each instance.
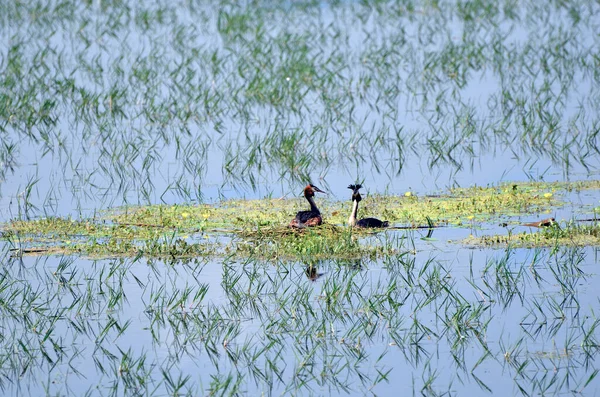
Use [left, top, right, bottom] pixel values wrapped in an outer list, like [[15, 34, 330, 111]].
[[348, 199, 359, 227], [307, 195, 320, 214]]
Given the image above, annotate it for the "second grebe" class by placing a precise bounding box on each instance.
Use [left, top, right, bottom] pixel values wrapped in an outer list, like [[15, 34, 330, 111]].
[[347, 184, 389, 228]]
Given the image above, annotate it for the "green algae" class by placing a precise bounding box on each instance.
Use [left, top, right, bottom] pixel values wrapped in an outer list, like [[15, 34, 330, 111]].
[[2, 180, 599, 258]]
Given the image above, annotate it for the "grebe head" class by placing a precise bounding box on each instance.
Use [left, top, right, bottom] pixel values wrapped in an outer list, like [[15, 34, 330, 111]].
[[347, 184, 363, 202], [304, 184, 325, 198]]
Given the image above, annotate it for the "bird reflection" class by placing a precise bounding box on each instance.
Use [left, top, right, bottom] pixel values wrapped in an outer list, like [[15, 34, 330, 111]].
[[342, 258, 363, 271], [305, 264, 324, 281], [304, 259, 365, 282]]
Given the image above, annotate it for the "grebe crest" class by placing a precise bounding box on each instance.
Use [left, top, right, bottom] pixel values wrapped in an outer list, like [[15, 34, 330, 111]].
[[347, 183, 389, 228]]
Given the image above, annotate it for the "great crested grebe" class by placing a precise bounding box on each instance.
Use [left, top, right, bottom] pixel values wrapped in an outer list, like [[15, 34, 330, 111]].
[[348, 184, 389, 228], [289, 184, 326, 228]]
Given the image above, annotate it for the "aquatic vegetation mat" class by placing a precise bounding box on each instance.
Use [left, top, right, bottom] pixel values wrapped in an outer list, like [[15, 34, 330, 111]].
[[3, 181, 600, 258], [464, 221, 600, 248]]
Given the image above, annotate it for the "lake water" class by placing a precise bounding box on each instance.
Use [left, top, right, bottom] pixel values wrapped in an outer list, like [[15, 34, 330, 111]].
[[1, 0, 599, 395]]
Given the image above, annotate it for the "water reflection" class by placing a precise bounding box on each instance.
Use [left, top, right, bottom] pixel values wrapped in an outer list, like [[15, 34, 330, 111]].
[[304, 262, 324, 281], [304, 257, 365, 282]]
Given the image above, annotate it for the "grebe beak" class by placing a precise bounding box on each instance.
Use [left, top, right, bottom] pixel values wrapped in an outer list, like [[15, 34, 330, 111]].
[[311, 185, 326, 194]]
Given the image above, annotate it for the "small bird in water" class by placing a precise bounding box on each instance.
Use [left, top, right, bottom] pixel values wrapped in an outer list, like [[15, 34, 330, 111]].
[[289, 184, 326, 228], [523, 218, 557, 228], [347, 184, 389, 228]]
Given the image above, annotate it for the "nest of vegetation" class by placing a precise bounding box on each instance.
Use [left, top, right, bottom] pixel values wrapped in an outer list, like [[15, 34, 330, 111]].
[[239, 223, 344, 239]]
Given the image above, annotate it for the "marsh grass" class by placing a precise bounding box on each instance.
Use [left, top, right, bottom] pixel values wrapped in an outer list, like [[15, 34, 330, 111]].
[[1, 0, 600, 395], [0, 239, 598, 395], [2, 0, 599, 216]]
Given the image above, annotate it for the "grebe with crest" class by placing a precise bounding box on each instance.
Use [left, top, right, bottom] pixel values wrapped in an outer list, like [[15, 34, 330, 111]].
[[289, 184, 326, 228], [347, 184, 389, 228]]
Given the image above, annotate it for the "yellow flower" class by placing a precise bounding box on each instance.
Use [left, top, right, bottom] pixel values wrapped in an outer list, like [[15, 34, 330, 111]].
[[543, 193, 552, 198], [404, 191, 412, 197], [467, 215, 474, 220], [181, 212, 190, 219], [202, 212, 210, 219]]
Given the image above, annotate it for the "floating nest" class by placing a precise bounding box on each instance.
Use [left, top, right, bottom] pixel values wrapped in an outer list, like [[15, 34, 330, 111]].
[[239, 223, 345, 239], [238, 223, 405, 240]]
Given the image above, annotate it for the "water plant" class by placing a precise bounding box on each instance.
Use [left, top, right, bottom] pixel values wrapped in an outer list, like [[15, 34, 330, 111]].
[[0, 0, 600, 395]]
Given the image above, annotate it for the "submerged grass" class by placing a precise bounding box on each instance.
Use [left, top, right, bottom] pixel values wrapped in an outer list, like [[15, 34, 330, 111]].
[[1, 0, 599, 395], [2, 0, 599, 215], [0, 238, 596, 396]]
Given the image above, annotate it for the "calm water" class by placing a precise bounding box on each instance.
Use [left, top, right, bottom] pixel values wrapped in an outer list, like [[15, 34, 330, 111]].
[[1, 0, 598, 219], [3, 241, 599, 395], [1, 0, 600, 395]]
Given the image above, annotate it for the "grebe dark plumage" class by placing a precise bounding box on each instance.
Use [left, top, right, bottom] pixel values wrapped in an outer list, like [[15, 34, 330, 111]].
[[289, 184, 326, 228], [347, 184, 389, 228]]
